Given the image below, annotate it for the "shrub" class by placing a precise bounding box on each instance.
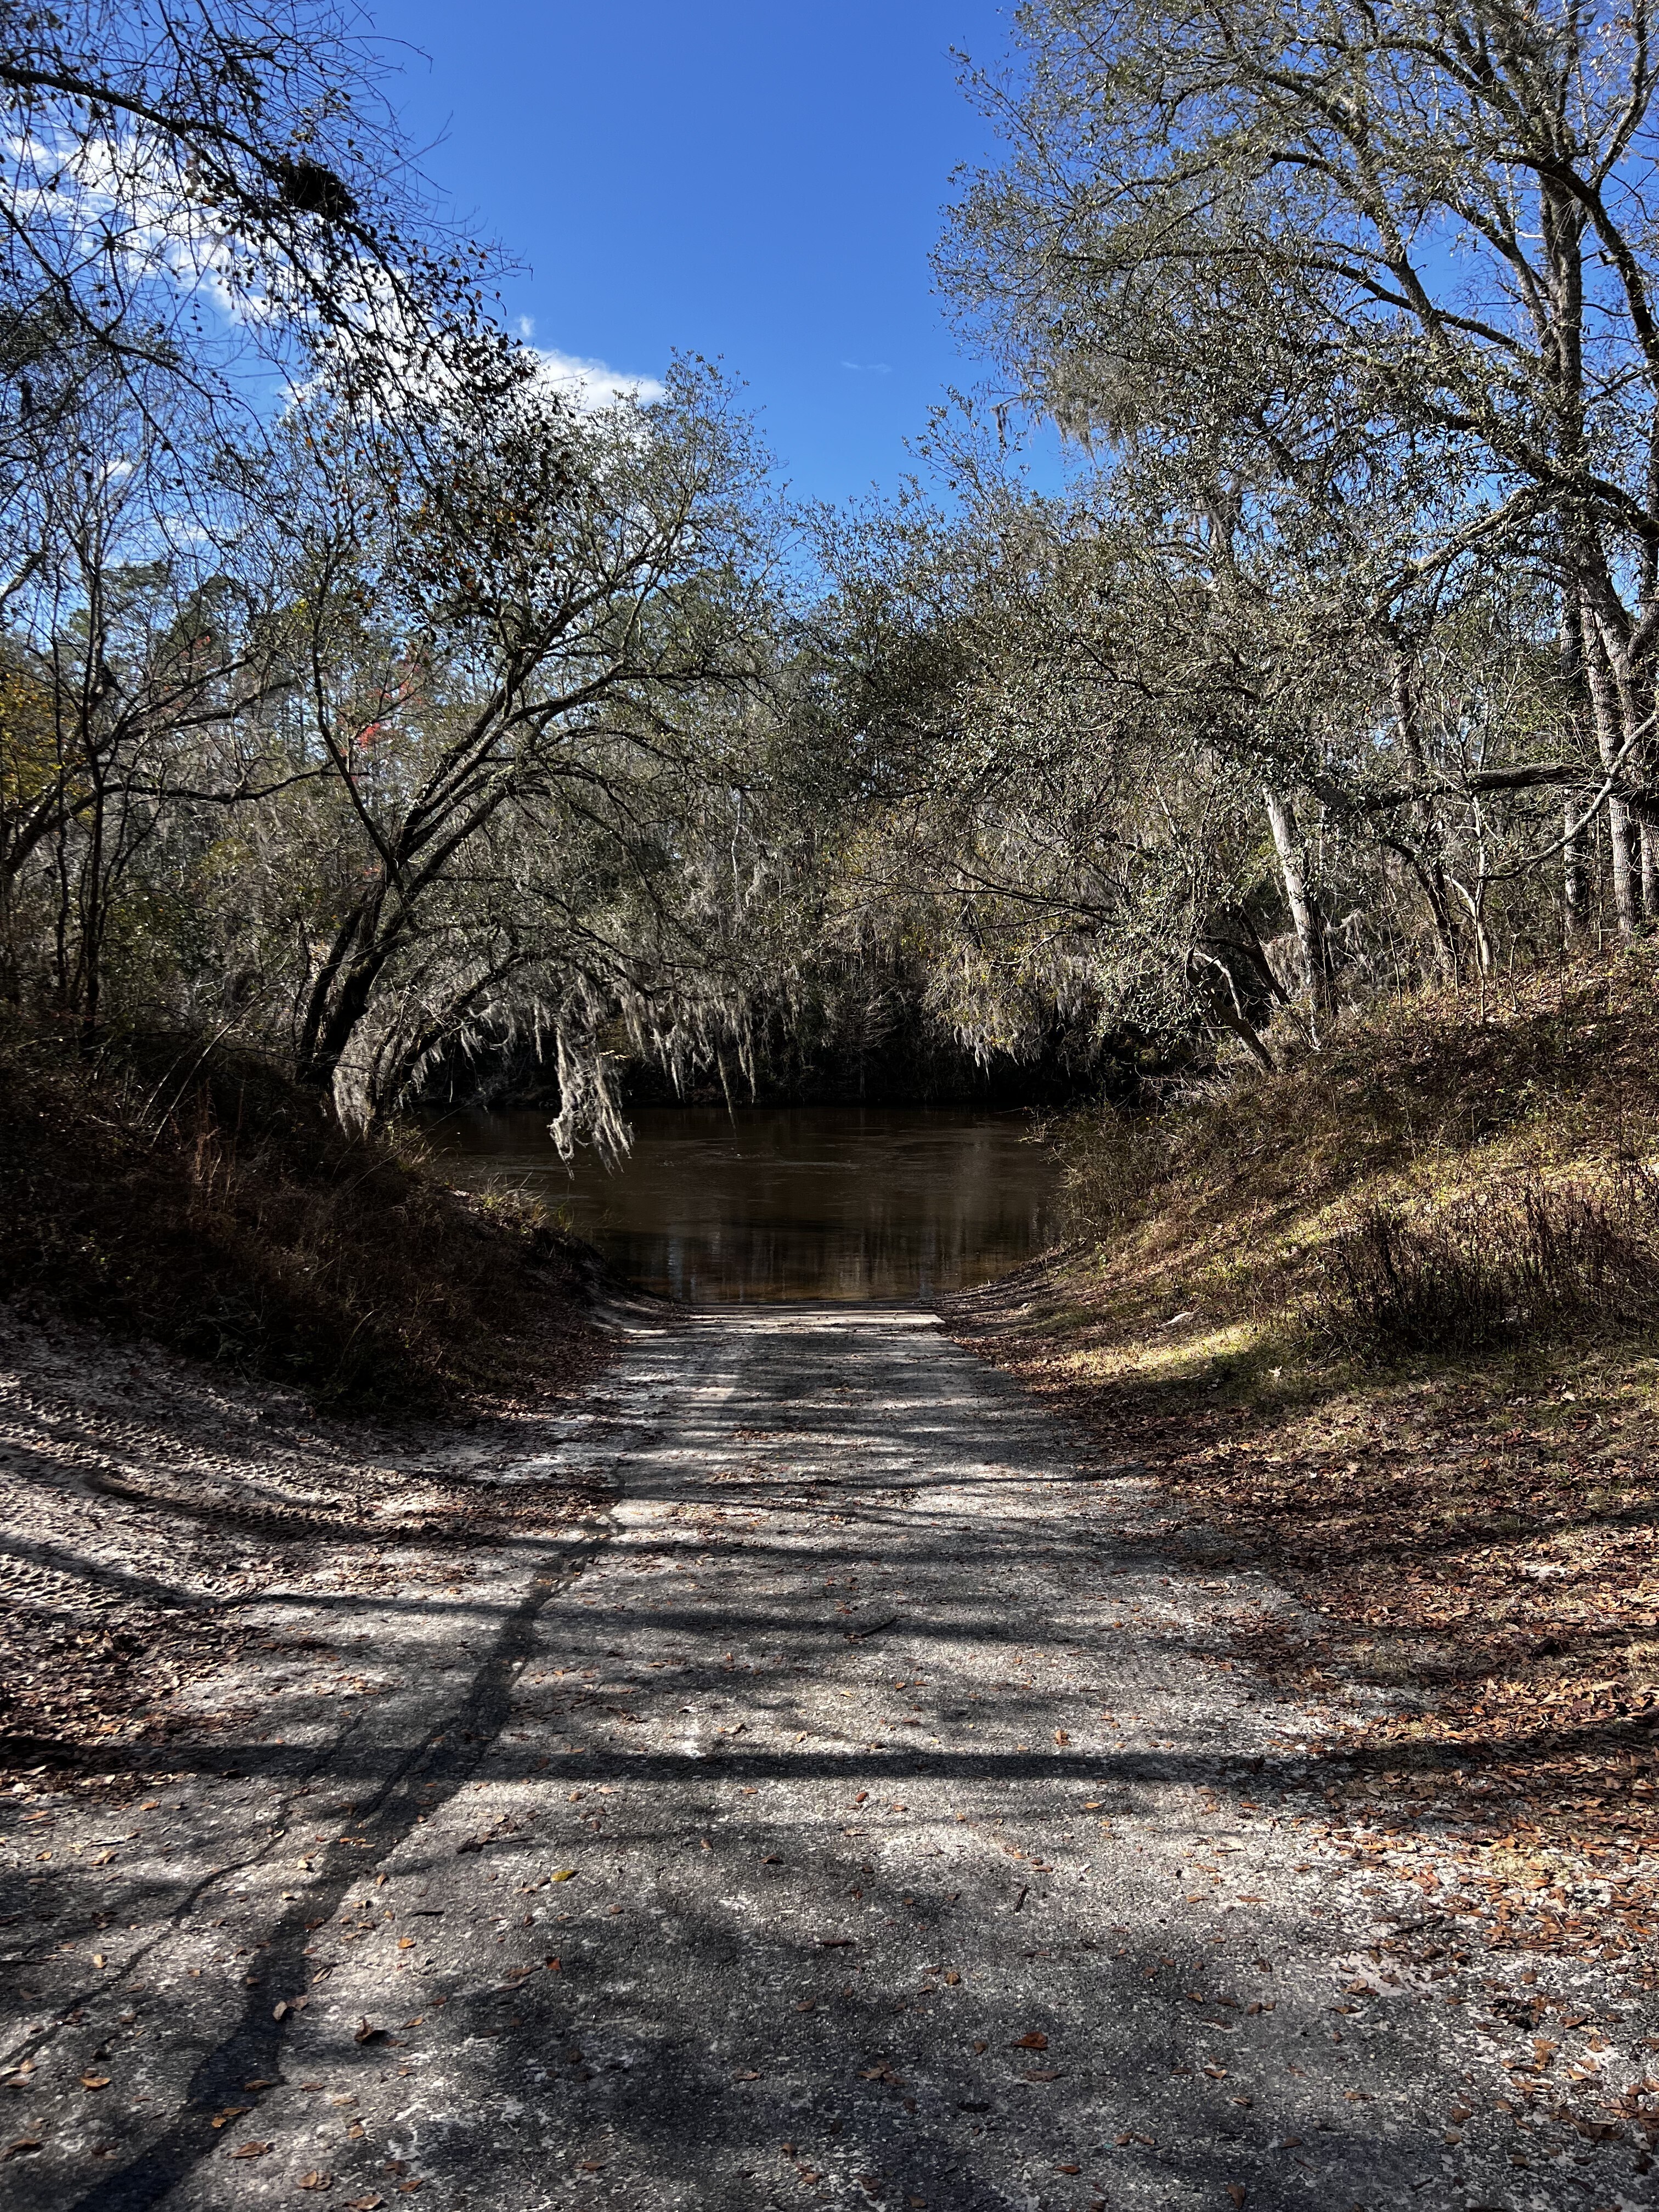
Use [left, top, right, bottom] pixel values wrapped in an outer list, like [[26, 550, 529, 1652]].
[[1326, 1166, 1659, 1353]]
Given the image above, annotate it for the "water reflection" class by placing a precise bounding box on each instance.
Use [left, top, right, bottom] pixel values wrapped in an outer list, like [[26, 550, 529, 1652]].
[[427, 1105, 1057, 1304]]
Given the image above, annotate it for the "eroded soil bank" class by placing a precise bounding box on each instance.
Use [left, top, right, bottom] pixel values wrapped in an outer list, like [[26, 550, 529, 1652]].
[[2, 1302, 1655, 2210]]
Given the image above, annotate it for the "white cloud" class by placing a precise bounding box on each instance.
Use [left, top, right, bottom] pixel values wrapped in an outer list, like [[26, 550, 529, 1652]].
[[5, 121, 669, 429], [532, 346, 665, 412]]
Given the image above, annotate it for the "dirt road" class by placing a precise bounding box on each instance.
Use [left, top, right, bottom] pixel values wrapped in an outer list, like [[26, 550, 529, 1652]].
[[2, 1305, 1652, 2210]]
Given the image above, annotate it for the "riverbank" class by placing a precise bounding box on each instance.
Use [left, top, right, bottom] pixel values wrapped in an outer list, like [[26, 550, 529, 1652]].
[[0, 1025, 610, 1414], [943, 951, 1659, 1997]]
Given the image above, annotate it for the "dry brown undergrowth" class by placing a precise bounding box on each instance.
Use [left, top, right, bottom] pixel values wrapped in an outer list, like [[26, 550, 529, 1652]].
[[0, 1021, 611, 1412]]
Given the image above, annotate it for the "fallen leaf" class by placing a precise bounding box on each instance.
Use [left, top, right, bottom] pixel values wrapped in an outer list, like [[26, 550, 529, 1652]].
[[1054, 1729, 1069, 1746], [92, 1954, 106, 1968], [80, 2076, 110, 2092], [1011, 2032, 1049, 2051], [229, 2142, 270, 2159], [397, 1938, 414, 1950], [353, 2020, 389, 2046], [733, 2069, 761, 2081], [1056, 2164, 1080, 2175], [1227, 2188, 1246, 2208], [3, 2141, 43, 2160], [344, 2198, 383, 2210], [550, 1869, 577, 1882], [299, 2174, 334, 2192]]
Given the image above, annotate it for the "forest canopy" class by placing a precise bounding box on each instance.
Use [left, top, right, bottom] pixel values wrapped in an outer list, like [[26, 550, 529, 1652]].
[[1, 0, 1656, 1143]]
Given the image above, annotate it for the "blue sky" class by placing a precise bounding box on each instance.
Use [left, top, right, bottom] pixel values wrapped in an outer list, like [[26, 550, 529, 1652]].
[[368, 2, 1020, 504]]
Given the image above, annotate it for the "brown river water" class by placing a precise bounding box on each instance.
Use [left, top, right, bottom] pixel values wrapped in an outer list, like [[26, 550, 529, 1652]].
[[426, 1104, 1059, 1303]]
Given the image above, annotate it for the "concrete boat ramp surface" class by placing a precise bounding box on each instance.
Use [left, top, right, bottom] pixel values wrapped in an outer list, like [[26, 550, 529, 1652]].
[[1, 1305, 1651, 2210]]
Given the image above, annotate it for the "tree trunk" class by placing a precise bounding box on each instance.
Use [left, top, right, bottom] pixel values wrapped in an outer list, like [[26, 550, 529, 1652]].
[[1263, 788, 1331, 1014], [1578, 592, 1639, 936], [295, 883, 404, 1111], [1186, 946, 1274, 1070], [1609, 795, 1638, 935], [1563, 797, 1587, 943], [1391, 655, 1460, 978]]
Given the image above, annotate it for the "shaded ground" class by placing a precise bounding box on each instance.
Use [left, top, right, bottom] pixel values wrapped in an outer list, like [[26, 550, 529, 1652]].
[[2, 1304, 1656, 2210], [0, 1308, 617, 1776]]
